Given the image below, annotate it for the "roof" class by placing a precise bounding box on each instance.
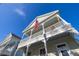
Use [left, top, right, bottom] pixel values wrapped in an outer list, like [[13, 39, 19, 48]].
[[0, 33, 21, 46], [10, 33, 21, 39], [22, 10, 59, 33]]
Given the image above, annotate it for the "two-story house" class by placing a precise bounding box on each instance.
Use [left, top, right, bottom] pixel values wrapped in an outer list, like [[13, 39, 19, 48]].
[[0, 33, 21, 56], [16, 10, 79, 56]]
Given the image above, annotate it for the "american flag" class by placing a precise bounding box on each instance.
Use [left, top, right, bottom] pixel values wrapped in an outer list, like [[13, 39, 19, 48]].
[[34, 19, 39, 31]]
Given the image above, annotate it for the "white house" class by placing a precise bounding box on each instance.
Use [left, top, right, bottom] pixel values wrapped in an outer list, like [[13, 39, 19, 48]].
[[0, 33, 21, 56], [16, 10, 79, 56]]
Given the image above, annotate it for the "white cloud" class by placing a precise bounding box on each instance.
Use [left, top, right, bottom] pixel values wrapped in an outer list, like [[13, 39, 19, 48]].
[[14, 8, 25, 16]]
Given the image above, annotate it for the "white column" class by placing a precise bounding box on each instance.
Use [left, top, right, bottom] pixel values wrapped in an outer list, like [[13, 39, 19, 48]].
[[42, 23, 48, 56], [23, 51, 26, 56], [22, 48, 27, 56], [26, 45, 30, 56], [44, 40, 48, 56], [30, 29, 33, 39], [26, 29, 33, 56], [14, 48, 19, 56]]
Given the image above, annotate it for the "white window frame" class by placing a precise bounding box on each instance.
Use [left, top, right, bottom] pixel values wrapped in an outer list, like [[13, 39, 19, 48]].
[[56, 42, 72, 56]]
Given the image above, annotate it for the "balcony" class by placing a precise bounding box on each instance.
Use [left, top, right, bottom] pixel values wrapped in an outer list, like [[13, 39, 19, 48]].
[[18, 21, 72, 49]]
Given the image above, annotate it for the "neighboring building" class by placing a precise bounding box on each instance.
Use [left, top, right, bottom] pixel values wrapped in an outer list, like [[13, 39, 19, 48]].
[[16, 10, 79, 56], [0, 33, 21, 56]]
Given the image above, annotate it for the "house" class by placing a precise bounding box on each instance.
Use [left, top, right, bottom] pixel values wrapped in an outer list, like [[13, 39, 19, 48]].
[[0, 33, 21, 56], [16, 10, 79, 56]]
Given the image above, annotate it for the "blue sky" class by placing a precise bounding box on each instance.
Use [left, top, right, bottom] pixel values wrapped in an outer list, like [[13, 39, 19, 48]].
[[0, 3, 79, 42]]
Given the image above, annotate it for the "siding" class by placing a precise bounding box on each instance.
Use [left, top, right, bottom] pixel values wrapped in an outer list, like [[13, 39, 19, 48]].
[[27, 35, 79, 56]]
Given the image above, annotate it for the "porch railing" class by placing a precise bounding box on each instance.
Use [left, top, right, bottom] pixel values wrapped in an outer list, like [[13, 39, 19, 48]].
[[18, 21, 72, 48]]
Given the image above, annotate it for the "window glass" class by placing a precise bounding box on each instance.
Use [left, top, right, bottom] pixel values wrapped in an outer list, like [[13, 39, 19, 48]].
[[61, 50, 69, 56], [57, 43, 70, 56]]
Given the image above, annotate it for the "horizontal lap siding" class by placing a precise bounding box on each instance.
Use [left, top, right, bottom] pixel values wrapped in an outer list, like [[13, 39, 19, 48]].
[[28, 35, 79, 56]]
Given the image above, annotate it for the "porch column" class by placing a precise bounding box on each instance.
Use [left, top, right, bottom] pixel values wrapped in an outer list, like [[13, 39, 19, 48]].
[[22, 47, 27, 56], [42, 23, 48, 56], [26, 45, 30, 56], [23, 51, 26, 56], [43, 40, 48, 56], [14, 47, 19, 56], [26, 29, 33, 56]]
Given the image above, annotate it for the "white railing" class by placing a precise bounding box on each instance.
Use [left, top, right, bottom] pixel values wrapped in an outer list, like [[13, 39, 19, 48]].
[[18, 21, 72, 48]]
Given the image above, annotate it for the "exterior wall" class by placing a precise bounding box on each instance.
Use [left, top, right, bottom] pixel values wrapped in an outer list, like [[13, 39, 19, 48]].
[[0, 34, 21, 56], [27, 35, 79, 56], [28, 41, 44, 56], [9, 36, 21, 56], [20, 10, 79, 56]]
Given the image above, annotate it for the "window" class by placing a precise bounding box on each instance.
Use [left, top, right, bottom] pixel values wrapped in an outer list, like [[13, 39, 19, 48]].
[[61, 50, 69, 56], [57, 44, 66, 48], [40, 48, 45, 56], [56, 43, 70, 56]]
